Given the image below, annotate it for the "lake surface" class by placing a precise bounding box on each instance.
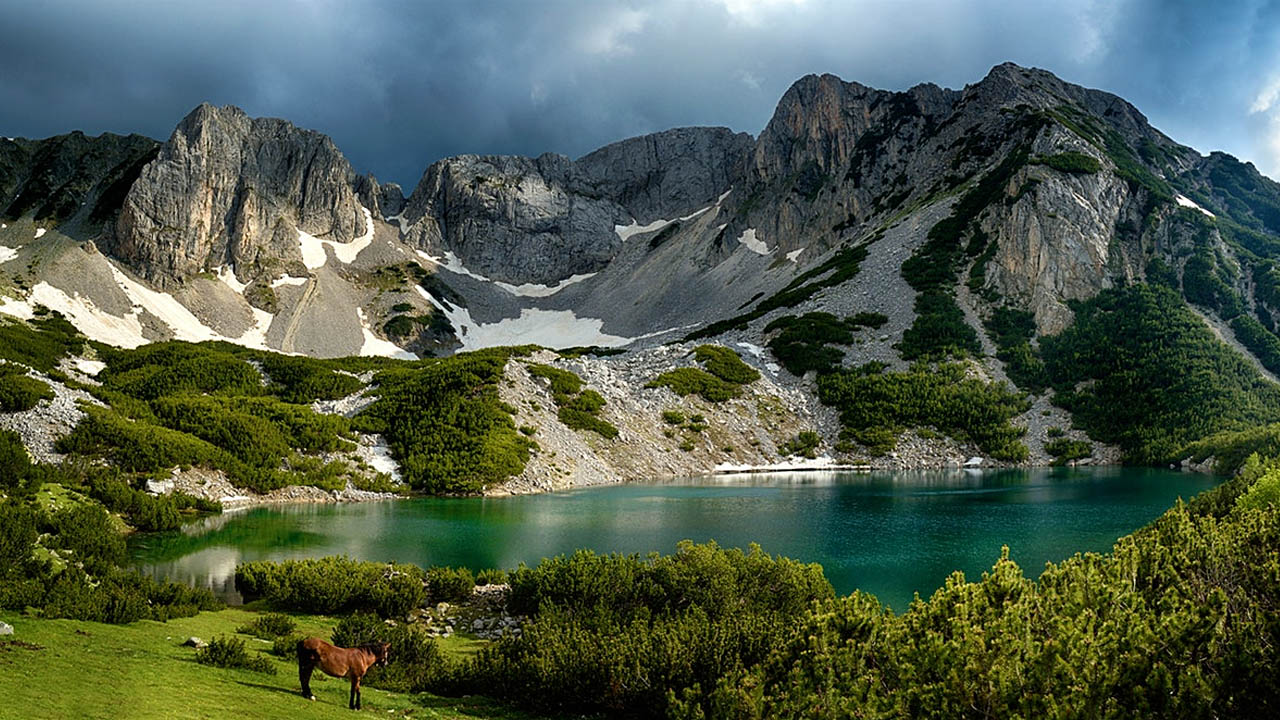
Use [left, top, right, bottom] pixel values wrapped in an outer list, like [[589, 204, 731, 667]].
[[129, 467, 1218, 610]]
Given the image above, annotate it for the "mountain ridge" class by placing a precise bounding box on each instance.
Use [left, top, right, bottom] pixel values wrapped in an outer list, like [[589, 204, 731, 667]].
[[7, 63, 1280, 484]]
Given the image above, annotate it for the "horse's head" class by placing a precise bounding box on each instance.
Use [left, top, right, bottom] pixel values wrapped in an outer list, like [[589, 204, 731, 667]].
[[376, 642, 391, 667]]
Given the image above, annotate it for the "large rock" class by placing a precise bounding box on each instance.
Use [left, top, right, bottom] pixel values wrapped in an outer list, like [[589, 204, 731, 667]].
[[111, 104, 365, 287]]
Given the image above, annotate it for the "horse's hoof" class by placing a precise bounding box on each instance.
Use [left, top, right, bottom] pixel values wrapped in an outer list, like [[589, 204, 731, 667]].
[[308, 696, 316, 701]]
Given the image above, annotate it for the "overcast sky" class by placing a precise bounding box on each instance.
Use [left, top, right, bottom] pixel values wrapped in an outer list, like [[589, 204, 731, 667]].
[[3, 0, 1279, 188]]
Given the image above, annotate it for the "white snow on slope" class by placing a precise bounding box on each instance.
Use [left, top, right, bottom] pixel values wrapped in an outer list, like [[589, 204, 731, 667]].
[[356, 308, 416, 360], [495, 273, 597, 297], [25, 282, 147, 347], [786, 248, 805, 262], [74, 359, 106, 376], [271, 275, 309, 288], [0, 295, 34, 320], [613, 199, 721, 242], [416, 285, 630, 350], [109, 263, 227, 344], [0, 247, 18, 264], [34, 228, 46, 240], [416, 249, 594, 298], [299, 206, 376, 270], [1176, 193, 1216, 218], [217, 266, 248, 293], [738, 228, 770, 255]]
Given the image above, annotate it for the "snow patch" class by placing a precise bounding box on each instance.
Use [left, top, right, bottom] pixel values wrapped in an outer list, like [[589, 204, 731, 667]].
[[385, 214, 411, 234], [34, 228, 46, 240], [356, 308, 416, 360], [109, 263, 227, 344], [298, 205, 376, 269], [217, 266, 248, 294], [0, 295, 34, 320], [26, 282, 147, 347], [417, 286, 630, 350], [417, 249, 592, 297], [1176, 193, 1216, 218], [270, 275, 309, 288], [713, 456, 850, 474], [495, 273, 597, 297], [736, 341, 765, 359], [737, 228, 770, 255], [0, 246, 18, 264], [614, 203, 716, 242], [74, 359, 106, 376], [786, 248, 805, 262], [359, 435, 401, 482]]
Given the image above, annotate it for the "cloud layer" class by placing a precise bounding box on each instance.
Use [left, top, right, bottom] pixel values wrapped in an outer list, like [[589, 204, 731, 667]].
[[2, 0, 1278, 187]]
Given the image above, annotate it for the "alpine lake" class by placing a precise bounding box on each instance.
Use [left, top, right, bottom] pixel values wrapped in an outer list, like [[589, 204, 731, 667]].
[[129, 466, 1218, 611]]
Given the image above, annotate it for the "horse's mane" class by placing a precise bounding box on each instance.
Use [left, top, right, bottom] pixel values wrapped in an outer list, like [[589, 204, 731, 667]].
[[357, 642, 387, 654]]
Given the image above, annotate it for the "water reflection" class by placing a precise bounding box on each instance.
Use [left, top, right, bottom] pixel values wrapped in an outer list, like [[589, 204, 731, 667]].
[[129, 467, 1217, 611]]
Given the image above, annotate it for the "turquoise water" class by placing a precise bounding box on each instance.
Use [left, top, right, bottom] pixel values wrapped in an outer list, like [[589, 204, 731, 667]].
[[129, 467, 1218, 610]]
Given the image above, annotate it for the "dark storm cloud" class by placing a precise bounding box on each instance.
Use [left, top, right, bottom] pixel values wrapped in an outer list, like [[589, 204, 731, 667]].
[[2, 0, 1278, 188]]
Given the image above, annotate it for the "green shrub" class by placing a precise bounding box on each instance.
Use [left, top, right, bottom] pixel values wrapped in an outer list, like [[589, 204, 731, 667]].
[[526, 363, 583, 396], [354, 348, 535, 493], [764, 313, 856, 376], [195, 635, 276, 675], [528, 364, 619, 439], [256, 353, 364, 403], [98, 341, 261, 399], [236, 612, 297, 639], [692, 345, 760, 384], [848, 311, 889, 329], [1045, 438, 1091, 465], [1040, 284, 1280, 464], [1031, 150, 1102, 174], [1236, 467, 1280, 510], [0, 313, 82, 372], [817, 363, 1029, 459], [269, 633, 303, 658], [461, 543, 832, 715], [476, 568, 508, 586], [383, 314, 419, 337], [662, 410, 686, 425], [897, 291, 981, 360], [235, 557, 426, 618], [647, 368, 740, 402], [779, 431, 821, 459], [0, 371, 53, 412], [0, 429, 38, 497], [427, 566, 475, 603]]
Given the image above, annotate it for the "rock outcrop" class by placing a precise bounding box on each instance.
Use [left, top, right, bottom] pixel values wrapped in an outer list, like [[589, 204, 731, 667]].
[[111, 104, 366, 286], [0, 131, 159, 237]]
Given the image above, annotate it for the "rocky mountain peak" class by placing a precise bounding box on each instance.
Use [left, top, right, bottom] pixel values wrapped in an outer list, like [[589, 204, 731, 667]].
[[110, 103, 365, 286]]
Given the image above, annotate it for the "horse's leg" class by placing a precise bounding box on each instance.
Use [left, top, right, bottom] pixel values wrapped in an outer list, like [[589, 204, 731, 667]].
[[297, 643, 316, 700], [355, 675, 363, 710], [349, 676, 357, 710]]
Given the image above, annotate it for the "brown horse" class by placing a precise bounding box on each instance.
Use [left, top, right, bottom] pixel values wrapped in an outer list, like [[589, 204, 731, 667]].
[[297, 636, 390, 710]]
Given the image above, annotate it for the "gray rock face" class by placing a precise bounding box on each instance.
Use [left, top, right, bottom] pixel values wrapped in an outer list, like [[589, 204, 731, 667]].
[[402, 153, 622, 285], [111, 104, 365, 286], [574, 126, 753, 223], [399, 127, 750, 286], [0, 131, 160, 237]]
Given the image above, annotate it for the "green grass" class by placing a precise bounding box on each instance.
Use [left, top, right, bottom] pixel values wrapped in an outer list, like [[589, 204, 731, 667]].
[[0, 608, 548, 720]]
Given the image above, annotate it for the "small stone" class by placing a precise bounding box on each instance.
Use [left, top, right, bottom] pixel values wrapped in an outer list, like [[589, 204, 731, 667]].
[[182, 636, 207, 648], [0, 621, 13, 635]]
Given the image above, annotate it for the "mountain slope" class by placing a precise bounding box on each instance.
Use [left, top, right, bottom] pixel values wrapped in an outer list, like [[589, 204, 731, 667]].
[[7, 63, 1280, 476]]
